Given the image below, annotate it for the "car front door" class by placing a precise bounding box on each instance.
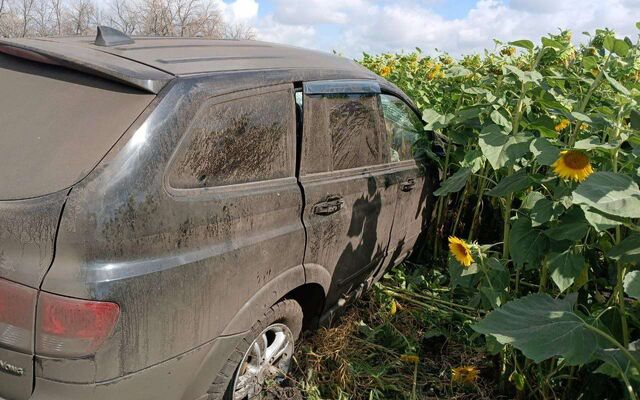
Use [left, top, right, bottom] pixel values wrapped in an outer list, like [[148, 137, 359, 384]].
[[298, 80, 398, 316], [380, 93, 435, 269]]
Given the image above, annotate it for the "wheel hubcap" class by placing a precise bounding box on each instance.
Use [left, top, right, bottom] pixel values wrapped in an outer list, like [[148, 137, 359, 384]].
[[232, 323, 294, 400]]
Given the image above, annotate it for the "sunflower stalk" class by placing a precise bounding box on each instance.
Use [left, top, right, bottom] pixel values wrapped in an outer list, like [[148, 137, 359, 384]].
[[501, 79, 526, 260], [433, 137, 454, 258], [568, 54, 609, 147], [452, 181, 470, 236], [468, 161, 490, 241], [385, 285, 484, 314], [384, 290, 476, 320], [611, 109, 630, 347]]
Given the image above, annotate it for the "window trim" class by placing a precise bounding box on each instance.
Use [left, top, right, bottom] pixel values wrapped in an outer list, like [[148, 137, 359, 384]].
[[164, 83, 297, 197]]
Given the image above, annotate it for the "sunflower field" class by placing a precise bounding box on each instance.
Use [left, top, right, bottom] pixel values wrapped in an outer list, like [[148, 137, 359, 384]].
[[357, 25, 640, 399], [292, 25, 640, 400]]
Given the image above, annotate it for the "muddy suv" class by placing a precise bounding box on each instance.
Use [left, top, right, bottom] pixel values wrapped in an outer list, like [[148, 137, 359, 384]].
[[0, 27, 434, 400]]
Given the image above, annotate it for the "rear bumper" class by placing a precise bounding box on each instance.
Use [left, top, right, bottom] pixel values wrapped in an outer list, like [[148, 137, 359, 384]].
[[0, 347, 34, 400], [28, 332, 243, 400]]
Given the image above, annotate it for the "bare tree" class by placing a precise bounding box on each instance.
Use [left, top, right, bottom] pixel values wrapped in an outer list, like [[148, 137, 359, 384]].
[[173, 0, 198, 36], [138, 0, 172, 36], [108, 0, 137, 34], [224, 21, 255, 40], [19, 0, 37, 37], [66, 0, 95, 35], [33, 0, 55, 36], [51, 0, 63, 35], [0, 0, 253, 40], [189, 0, 223, 38]]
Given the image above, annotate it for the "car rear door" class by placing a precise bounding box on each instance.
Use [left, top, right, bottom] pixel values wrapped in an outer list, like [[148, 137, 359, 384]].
[[298, 80, 398, 311]]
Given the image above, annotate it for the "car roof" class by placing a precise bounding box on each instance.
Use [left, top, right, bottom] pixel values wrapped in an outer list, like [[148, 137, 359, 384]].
[[0, 36, 374, 93]]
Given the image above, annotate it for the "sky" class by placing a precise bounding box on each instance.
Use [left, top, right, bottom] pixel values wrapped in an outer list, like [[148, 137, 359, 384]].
[[213, 0, 640, 58]]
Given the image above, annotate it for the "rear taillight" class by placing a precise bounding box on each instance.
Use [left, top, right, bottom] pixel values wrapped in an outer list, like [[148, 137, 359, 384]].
[[0, 278, 37, 351], [36, 292, 120, 358]]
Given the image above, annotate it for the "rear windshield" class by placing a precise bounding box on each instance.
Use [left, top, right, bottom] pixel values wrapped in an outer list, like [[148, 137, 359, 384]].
[[0, 53, 155, 200]]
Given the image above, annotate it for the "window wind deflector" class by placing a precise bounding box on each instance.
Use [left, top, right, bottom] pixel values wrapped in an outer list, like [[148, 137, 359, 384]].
[[304, 80, 380, 95], [95, 26, 135, 47]]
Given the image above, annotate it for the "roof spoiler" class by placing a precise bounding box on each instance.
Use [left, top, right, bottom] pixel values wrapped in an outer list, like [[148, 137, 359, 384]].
[[0, 36, 172, 94]]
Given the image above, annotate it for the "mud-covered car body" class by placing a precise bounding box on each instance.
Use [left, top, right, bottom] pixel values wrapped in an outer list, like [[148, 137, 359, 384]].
[[0, 32, 434, 400]]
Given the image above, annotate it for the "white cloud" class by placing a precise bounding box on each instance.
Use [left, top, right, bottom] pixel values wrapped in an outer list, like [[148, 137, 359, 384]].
[[250, 0, 640, 58], [217, 0, 260, 24], [271, 0, 374, 25], [254, 16, 318, 48]]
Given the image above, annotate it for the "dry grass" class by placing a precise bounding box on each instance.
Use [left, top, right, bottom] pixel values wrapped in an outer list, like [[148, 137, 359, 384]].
[[287, 270, 504, 400]]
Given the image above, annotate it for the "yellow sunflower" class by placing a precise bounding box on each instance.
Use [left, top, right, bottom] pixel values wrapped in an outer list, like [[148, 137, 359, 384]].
[[500, 46, 516, 56], [448, 236, 474, 267], [427, 63, 445, 80], [380, 66, 392, 77], [554, 119, 570, 132], [552, 150, 594, 182], [452, 366, 480, 385]]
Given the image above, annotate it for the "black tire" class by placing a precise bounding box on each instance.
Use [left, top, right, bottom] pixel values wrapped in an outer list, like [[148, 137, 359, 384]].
[[207, 299, 303, 400]]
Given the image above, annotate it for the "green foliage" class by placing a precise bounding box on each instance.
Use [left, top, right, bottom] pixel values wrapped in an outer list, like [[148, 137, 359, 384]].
[[473, 294, 607, 365], [434, 167, 471, 197], [360, 24, 640, 399], [573, 172, 640, 219]]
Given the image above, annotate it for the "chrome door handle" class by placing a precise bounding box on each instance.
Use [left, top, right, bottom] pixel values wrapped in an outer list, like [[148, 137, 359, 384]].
[[400, 179, 416, 192], [313, 196, 344, 215]]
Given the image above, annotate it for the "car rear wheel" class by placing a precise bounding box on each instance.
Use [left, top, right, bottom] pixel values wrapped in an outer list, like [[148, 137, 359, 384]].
[[208, 299, 303, 400]]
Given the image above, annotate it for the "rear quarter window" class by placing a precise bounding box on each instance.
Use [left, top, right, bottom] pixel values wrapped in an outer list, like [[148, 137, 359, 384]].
[[168, 85, 295, 189]]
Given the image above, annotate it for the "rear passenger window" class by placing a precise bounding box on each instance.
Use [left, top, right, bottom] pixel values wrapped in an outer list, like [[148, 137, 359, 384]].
[[169, 87, 294, 189], [302, 93, 385, 173], [380, 94, 422, 162]]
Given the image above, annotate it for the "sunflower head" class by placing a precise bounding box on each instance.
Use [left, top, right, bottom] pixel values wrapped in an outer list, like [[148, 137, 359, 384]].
[[452, 366, 480, 385], [380, 66, 392, 77], [400, 354, 420, 364], [552, 150, 594, 182], [500, 46, 516, 57], [448, 236, 474, 267], [554, 118, 571, 132]]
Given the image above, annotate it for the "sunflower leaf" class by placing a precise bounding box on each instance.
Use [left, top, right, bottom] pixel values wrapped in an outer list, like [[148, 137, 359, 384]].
[[486, 169, 532, 197], [530, 137, 559, 166], [581, 205, 620, 231], [479, 125, 532, 169], [623, 271, 640, 300], [509, 218, 549, 269], [573, 172, 640, 219], [608, 234, 640, 265], [509, 40, 535, 51], [434, 167, 471, 197], [595, 340, 640, 383], [548, 250, 585, 292], [473, 293, 608, 365], [603, 71, 631, 95]]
